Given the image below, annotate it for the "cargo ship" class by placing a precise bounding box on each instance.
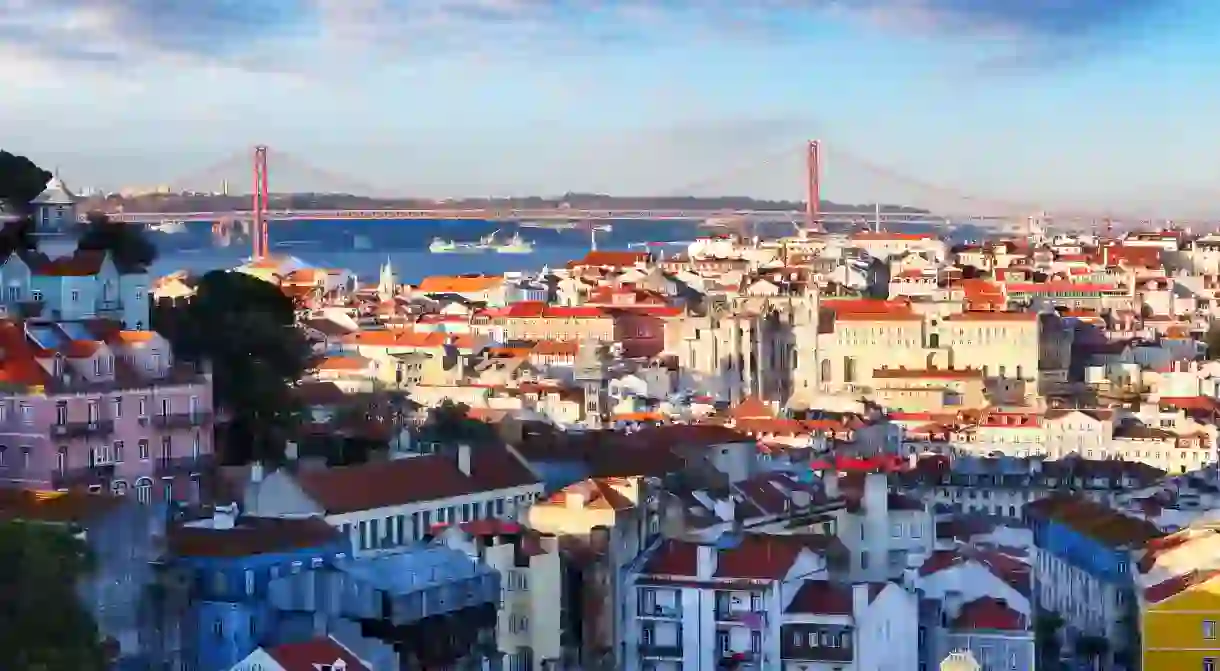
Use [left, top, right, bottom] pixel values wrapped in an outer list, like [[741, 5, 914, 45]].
[[493, 231, 534, 254]]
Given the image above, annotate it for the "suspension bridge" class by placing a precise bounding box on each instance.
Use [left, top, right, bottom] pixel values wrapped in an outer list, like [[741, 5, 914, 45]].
[[100, 139, 1201, 260]]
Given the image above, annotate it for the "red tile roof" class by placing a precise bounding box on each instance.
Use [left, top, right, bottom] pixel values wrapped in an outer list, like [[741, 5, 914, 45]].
[[167, 516, 340, 558], [293, 446, 539, 514], [266, 637, 371, 671], [1144, 568, 1220, 604], [951, 597, 1025, 631], [784, 580, 853, 615]]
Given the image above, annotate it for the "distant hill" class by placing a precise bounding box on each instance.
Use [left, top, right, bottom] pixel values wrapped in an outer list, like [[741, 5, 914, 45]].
[[88, 192, 930, 215]]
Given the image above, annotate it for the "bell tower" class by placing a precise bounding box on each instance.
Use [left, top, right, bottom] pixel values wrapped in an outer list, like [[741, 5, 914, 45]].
[[574, 339, 608, 429]]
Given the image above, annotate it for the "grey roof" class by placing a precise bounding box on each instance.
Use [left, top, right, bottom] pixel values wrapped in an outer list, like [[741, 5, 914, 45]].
[[31, 176, 75, 206]]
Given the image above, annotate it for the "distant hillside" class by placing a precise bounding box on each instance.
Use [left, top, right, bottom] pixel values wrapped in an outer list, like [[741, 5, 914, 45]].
[[87, 192, 930, 215]]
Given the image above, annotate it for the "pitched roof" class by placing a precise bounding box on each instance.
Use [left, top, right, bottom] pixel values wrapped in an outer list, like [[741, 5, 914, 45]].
[[31, 176, 75, 205], [266, 637, 371, 671], [418, 275, 503, 293], [167, 516, 341, 558], [293, 446, 539, 514], [1025, 494, 1162, 549], [341, 329, 447, 348], [951, 597, 1025, 631]]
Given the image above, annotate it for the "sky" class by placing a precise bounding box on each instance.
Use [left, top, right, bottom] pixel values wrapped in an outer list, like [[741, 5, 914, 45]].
[[1, 0, 1219, 217]]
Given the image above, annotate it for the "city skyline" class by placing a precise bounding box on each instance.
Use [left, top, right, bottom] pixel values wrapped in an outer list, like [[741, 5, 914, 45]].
[[3, 1, 1219, 216]]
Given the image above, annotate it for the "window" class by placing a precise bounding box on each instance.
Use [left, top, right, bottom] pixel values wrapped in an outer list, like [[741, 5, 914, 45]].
[[1206, 620, 1216, 640], [113, 441, 124, 462], [244, 570, 255, 595], [112, 398, 122, 418], [87, 401, 99, 423], [161, 436, 171, 459], [1206, 658, 1216, 671], [55, 402, 67, 425], [138, 397, 147, 417], [135, 478, 153, 504], [30, 289, 40, 301], [138, 439, 149, 460], [69, 289, 79, 303]]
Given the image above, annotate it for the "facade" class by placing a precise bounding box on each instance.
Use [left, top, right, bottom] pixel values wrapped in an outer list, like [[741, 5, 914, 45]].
[[1134, 525, 1220, 671], [162, 511, 350, 671], [1028, 495, 1162, 670], [780, 580, 920, 671], [437, 521, 567, 671]]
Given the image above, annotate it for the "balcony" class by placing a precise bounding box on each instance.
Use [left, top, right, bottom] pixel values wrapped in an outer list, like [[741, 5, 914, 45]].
[[154, 455, 216, 476], [638, 603, 682, 619], [150, 412, 213, 430], [50, 418, 115, 438], [638, 643, 683, 658], [715, 609, 767, 627], [51, 463, 116, 489]]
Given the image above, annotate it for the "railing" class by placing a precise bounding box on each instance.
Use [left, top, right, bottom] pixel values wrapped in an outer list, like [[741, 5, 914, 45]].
[[154, 454, 216, 475], [150, 412, 213, 430], [638, 643, 683, 658], [715, 609, 767, 626], [51, 463, 115, 489], [638, 603, 682, 618], [50, 418, 115, 438]]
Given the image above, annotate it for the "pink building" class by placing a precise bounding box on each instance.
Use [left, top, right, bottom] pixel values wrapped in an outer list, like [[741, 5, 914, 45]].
[[0, 319, 214, 503]]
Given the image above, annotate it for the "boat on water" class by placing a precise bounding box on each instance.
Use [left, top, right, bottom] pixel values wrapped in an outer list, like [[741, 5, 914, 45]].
[[352, 234, 373, 251], [493, 232, 534, 254], [429, 237, 484, 254], [519, 221, 577, 231], [149, 219, 188, 234]]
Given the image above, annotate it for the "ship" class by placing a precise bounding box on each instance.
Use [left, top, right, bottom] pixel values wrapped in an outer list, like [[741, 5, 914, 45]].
[[149, 219, 188, 234], [492, 231, 534, 254], [429, 237, 483, 254]]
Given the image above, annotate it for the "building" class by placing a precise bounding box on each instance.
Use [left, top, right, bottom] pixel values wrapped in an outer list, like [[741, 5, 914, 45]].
[[230, 637, 372, 671], [1133, 524, 1220, 671], [240, 444, 544, 557], [780, 580, 921, 671], [1028, 495, 1163, 670], [623, 533, 851, 670], [0, 319, 215, 502], [161, 509, 350, 671], [0, 488, 166, 670], [437, 520, 567, 671]]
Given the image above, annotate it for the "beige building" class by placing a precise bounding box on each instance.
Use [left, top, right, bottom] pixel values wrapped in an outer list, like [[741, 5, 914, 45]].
[[339, 329, 464, 389], [436, 523, 565, 671], [870, 368, 989, 412], [812, 307, 1071, 399]]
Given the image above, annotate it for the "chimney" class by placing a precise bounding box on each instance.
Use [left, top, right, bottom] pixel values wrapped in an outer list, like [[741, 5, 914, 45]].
[[696, 544, 717, 579], [250, 462, 264, 483], [212, 502, 237, 530], [823, 472, 840, 499], [457, 443, 471, 476], [864, 472, 887, 513], [851, 582, 872, 618]]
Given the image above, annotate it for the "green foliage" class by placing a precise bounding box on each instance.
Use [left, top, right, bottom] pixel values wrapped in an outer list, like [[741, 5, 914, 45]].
[[0, 150, 52, 259], [76, 211, 158, 272], [426, 399, 495, 444], [0, 520, 107, 671], [1207, 324, 1220, 360], [153, 270, 313, 464], [0, 151, 52, 212]]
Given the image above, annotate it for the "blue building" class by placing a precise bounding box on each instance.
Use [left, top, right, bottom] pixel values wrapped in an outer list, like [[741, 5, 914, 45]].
[[163, 508, 349, 671], [1026, 494, 1160, 670]]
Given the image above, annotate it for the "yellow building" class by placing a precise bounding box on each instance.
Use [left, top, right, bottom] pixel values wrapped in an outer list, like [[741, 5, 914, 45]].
[[1141, 569, 1220, 670], [1136, 526, 1220, 671]]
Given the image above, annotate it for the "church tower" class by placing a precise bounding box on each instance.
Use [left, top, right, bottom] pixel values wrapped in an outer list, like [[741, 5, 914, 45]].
[[31, 175, 79, 259], [377, 257, 396, 302], [574, 339, 608, 429]]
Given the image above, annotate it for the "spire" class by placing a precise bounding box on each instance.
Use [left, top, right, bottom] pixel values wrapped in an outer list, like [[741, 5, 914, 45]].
[[377, 257, 395, 302]]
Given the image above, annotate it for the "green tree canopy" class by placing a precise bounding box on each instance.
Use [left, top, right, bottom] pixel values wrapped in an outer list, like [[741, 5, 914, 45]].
[[0, 150, 52, 259], [76, 211, 158, 272], [153, 270, 313, 464], [0, 520, 107, 671]]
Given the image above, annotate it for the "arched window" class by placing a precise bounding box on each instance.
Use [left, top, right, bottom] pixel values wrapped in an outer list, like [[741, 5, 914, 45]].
[[112, 480, 128, 496], [134, 477, 154, 505], [929, 333, 940, 349], [820, 359, 832, 382]]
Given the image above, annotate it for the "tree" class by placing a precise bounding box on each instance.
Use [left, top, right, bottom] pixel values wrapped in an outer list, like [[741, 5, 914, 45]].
[[0, 519, 107, 670], [1035, 612, 1064, 669], [153, 270, 313, 464], [426, 399, 495, 444], [1207, 323, 1220, 360], [76, 211, 157, 272], [0, 150, 51, 259]]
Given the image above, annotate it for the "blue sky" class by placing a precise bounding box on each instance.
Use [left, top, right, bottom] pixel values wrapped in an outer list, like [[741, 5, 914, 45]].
[[2, 0, 1218, 216]]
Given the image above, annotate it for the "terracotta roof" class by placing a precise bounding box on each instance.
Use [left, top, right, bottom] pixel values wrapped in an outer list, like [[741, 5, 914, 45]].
[[317, 354, 371, 371], [730, 396, 774, 420], [784, 580, 853, 615], [266, 637, 371, 671], [944, 311, 1038, 322], [951, 597, 1025, 630], [542, 478, 635, 511], [418, 275, 503, 293], [642, 539, 698, 575], [27, 250, 108, 277], [570, 251, 651, 268], [1026, 494, 1162, 548], [167, 516, 341, 558], [293, 446, 539, 514], [501, 302, 607, 319], [341, 329, 447, 348], [1145, 568, 1220, 604]]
